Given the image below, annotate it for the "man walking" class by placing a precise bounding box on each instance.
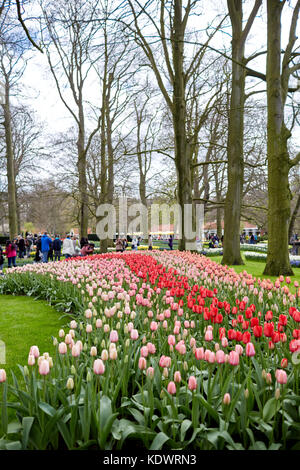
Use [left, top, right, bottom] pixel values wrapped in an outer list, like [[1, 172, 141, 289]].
[[41, 232, 52, 263]]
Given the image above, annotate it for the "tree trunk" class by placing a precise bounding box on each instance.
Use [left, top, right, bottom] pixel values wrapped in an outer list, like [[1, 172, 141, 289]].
[[99, 76, 108, 253], [3, 79, 18, 240], [173, 0, 194, 251], [106, 78, 114, 248], [263, 0, 293, 276], [77, 101, 88, 240], [222, 2, 245, 266]]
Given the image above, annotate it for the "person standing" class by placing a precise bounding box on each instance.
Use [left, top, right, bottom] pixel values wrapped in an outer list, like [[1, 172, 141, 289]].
[[148, 234, 153, 251], [41, 232, 52, 263], [73, 236, 81, 256], [17, 235, 25, 259], [115, 238, 123, 252], [5, 240, 17, 268], [34, 236, 42, 263], [25, 235, 33, 258], [62, 234, 75, 259], [53, 235, 62, 261], [168, 234, 173, 250], [131, 236, 138, 250], [0, 245, 4, 274]]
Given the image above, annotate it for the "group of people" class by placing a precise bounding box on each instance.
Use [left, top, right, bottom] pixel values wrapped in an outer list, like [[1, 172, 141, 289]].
[[0, 232, 95, 271], [114, 234, 174, 251], [240, 233, 258, 244], [208, 234, 223, 248]]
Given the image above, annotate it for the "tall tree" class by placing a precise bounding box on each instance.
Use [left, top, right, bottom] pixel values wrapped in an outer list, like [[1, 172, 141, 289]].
[[41, 0, 103, 239], [121, 0, 225, 250], [263, 0, 300, 276], [221, 0, 262, 265]]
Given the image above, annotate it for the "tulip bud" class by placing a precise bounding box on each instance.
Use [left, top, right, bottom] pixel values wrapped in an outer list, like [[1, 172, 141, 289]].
[[53, 337, 58, 346], [86, 371, 92, 382], [90, 346, 97, 357], [66, 377, 74, 390], [244, 388, 249, 399], [71, 365, 76, 375], [28, 354, 35, 366], [275, 388, 280, 400], [163, 367, 169, 378], [223, 393, 231, 405], [23, 365, 29, 377]]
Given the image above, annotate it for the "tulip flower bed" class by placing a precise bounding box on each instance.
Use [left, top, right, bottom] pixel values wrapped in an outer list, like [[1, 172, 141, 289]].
[[0, 251, 300, 450]]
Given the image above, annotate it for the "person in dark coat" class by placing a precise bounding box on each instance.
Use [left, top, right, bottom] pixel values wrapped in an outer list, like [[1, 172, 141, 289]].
[[0, 245, 4, 274], [34, 236, 42, 263], [168, 235, 173, 250], [17, 236, 25, 258], [53, 236, 62, 261]]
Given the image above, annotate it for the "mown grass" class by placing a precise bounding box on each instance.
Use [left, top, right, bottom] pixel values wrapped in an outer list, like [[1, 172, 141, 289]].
[[0, 295, 69, 372], [210, 255, 300, 290], [0, 295, 71, 429]]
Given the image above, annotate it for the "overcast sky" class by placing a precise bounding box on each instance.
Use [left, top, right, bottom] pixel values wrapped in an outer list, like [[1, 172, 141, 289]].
[[13, 1, 300, 156]]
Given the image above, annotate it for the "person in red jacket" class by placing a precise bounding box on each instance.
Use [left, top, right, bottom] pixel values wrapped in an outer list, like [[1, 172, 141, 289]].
[[4, 240, 17, 268]]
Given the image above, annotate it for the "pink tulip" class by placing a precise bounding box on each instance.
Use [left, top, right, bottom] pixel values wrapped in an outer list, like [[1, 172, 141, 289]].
[[138, 357, 147, 370], [130, 329, 139, 340], [140, 346, 149, 357], [188, 376, 197, 391], [205, 330, 213, 341], [195, 347, 205, 360], [147, 342, 156, 354], [216, 350, 225, 364], [0, 369, 6, 383], [208, 351, 216, 364], [229, 351, 239, 366], [167, 381, 176, 395], [58, 342, 68, 354], [223, 393, 231, 405], [72, 344, 81, 357], [174, 371, 182, 383], [150, 321, 158, 331], [28, 354, 35, 366], [146, 367, 154, 378], [275, 369, 287, 385], [39, 359, 50, 376], [30, 345, 40, 358], [93, 359, 105, 375], [168, 335, 176, 346], [245, 342, 255, 357], [65, 334, 72, 345], [110, 330, 118, 343], [235, 345, 243, 356]]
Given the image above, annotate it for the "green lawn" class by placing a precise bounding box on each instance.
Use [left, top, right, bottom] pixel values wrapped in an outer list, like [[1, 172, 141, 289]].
[[0, 295, 69, 372], [210, 255, 300, 287]]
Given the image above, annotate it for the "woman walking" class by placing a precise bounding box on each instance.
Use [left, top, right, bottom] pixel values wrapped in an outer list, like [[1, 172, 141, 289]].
[[4, 240, 17, 268]]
